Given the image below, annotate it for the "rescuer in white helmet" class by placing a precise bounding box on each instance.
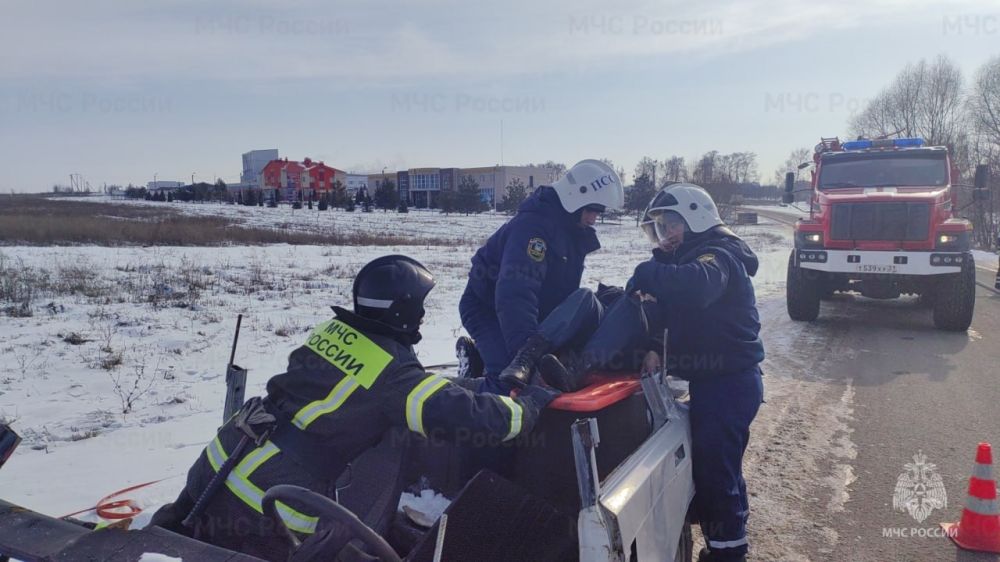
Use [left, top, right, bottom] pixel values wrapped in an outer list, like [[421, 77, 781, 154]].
[[534, 183, 764, 561], [637, 183, 766, 562], [455, 159, 624, 393]]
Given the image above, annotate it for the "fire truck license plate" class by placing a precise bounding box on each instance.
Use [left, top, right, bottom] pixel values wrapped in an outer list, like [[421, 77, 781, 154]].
[[857, 264, 897, 273]]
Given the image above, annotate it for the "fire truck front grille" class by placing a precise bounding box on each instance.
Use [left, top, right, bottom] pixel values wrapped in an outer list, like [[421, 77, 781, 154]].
[[830, 202, 931, 242]]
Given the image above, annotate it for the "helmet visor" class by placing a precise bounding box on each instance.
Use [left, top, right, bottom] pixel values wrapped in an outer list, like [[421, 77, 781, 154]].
[[642, 210, 689, 245]]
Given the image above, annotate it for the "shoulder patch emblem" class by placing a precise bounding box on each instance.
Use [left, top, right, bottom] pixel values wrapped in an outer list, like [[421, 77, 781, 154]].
[[304, 319, 393, 389], [697, 253, 716, 264], [527, 237, 547, 262]]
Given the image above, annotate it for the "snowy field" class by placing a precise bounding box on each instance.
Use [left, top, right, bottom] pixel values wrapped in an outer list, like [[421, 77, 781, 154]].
[[0, 200, 791, 528]]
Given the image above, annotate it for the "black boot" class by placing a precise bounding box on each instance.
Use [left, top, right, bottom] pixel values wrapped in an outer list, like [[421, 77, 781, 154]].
[[698, 547, 746, 562], [538, 352, 588, 392], [498, 334, 552, 388], [455, 336, 483, 379]]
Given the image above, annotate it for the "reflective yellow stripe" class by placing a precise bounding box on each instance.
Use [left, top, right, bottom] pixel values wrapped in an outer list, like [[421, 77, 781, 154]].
[[498, 396, 523, 442], [405, 375, 449, 437], [304, 319, 393, 389], [236, 442, 280, 476], [206, 436, 226, 471], [208, 439, 318, 534], [292, 376, 361, 430]]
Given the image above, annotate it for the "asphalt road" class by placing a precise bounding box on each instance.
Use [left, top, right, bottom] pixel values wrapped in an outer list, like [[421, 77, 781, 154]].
[[748, 207, 1000, 561]]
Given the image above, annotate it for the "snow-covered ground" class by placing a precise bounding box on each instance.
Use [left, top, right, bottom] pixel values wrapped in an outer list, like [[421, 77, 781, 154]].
[[0, 201, 791, 528]]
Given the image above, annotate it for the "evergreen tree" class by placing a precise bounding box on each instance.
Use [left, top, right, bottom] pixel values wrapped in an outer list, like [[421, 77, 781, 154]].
[[626, 173, 656, 216], [499, 178, 528, 213], [438, 189, 457, 214], [374, 180, 399, 211], [330, 180, 347, 208], [456, 175, 486, 214]]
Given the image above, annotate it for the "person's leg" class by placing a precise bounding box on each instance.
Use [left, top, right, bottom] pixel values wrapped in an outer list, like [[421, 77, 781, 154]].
[[688, 367, 763, 561], [536, 293, 652, 391], [460, 289, 511, 393], [579, 294, 649, 371], [500, 288, 605, 388], [536, 288, 604, 349]]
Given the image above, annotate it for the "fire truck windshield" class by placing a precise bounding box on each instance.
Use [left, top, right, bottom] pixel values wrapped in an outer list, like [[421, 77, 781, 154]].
[[818, 151, 948, 189]]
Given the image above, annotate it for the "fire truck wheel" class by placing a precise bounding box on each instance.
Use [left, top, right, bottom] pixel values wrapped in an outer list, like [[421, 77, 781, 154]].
[[787, 250, 820, 321], [932, 254, 976, 331]]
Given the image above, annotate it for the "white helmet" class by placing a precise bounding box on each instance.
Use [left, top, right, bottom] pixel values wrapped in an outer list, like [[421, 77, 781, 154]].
[[643, 183, 723, 238], [550, 159, 625, 213]]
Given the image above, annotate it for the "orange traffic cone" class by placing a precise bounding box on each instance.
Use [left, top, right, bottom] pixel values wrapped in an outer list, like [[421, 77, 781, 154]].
[[942, 443, 1000, 553]]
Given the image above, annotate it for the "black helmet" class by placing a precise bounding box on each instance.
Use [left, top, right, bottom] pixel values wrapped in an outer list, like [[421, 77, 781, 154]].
[[353, 255, 435, 333]]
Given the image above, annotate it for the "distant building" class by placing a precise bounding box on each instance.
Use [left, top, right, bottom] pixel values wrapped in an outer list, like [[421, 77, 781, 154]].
[[407, 168, 440, 208], [261, 157, 346, 201], [242, 149, 279, 188], [146, 180, 184, 191], [226, 181, 254, 193], [364, 165, 559, 209], [366, 172, 397, 194], [345, 174, 368, 197], [458, 166, 559, 207]]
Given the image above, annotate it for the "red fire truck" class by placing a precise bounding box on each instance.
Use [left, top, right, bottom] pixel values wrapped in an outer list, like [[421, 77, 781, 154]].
[[783, 137, 990, 331]]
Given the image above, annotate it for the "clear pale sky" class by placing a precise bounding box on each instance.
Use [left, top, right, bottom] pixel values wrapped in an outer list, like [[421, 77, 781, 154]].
[[1, 0, 998, 192]]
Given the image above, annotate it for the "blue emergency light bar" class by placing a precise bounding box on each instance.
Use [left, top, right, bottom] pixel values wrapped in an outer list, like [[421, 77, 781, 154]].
[[842, 138, 925, 150]]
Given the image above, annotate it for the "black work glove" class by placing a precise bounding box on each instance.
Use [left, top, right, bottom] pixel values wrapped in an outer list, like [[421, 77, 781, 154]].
[[596, 283, 625, 306], [517, 383, 562, 409]]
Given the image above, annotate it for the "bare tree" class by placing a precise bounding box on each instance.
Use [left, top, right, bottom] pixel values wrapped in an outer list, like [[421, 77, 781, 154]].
[[661, 156, 687, 184], [919, 55, 964, 147], [542, 160, 567, 179], [634, 157, 658, 187], [773, 147, 812, 185], [723, 152, 758, 184], [692, 151, 719, 184], [966, 56, 1000, 248], [851, 56, 964, 148], [969, 55, 1000, 147]]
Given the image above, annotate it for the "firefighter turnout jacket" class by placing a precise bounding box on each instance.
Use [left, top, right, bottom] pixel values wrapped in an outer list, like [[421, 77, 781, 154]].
[[265, 306, 544, 474], [152, 307, 550, 560]]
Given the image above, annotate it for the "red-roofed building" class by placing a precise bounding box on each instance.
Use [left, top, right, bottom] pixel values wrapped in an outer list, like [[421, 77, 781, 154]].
[[261, 157, 347, 202]]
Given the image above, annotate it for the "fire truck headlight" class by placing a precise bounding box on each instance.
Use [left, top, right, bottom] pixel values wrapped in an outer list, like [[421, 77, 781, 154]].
[[935, 231, 970, 251], [797, 231, 824, 248]]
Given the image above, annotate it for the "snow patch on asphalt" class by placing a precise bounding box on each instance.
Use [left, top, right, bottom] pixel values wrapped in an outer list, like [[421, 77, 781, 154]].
[[826, 382, 857, 514], [138, 554, 182, 562]]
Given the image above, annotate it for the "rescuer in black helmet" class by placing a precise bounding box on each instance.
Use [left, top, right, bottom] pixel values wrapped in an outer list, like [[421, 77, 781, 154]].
[[352, 254, 435, 340], [151, 254, 558, 561]]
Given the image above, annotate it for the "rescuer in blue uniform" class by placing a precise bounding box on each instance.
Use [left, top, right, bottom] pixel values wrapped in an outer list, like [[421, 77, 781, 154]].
[[457, 160, 625, 393], [633, 184, 763, 562], [151, 255, 558, 561], [539, 183, 764, 562]]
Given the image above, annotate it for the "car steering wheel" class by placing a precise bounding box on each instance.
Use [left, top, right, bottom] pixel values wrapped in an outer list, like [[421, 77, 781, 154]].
[[262, 484, 402, 562]]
